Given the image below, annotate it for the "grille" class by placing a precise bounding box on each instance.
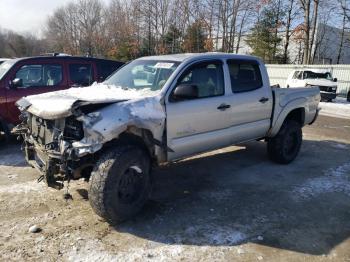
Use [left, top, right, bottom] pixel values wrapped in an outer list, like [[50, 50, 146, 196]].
[[319, 86, 336, 93]]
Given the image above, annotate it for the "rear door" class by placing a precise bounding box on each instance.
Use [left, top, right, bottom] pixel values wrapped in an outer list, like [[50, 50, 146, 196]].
[[225, 59, 273, 142], [5, 61, 66, 124], [166, 59, 233, 160]]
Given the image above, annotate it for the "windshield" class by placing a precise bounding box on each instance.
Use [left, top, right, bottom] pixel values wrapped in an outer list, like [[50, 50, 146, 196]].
[[105, 60, 180, 92], [303, 71, 333, 80], [0, 60, 16, 80]]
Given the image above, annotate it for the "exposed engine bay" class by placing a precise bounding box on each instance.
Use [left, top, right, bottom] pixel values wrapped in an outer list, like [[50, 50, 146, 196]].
[[13, 85, 167, 189]]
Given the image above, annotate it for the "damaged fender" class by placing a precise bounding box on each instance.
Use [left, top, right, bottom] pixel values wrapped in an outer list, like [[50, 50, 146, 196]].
[[72, 97, 166, 158]]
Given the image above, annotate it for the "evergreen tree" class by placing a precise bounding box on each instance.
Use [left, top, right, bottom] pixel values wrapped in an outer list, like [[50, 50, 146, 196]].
[[182, 20, 206, 53], [163, 24, 182, 54], [246, 9, 283, 63]]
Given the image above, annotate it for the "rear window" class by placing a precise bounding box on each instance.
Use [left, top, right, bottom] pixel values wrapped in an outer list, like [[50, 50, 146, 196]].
[[69, 63, 94, 86], [228, 60, 263, 93]]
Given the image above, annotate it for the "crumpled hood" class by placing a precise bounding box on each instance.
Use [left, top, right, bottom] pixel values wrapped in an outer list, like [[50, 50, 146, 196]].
[[16, 84, 157, 119], [304, 79, 337, 87]]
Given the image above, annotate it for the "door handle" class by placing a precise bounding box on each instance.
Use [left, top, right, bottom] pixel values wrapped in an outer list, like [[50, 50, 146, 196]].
[[217, 104, 231, 111], [259, 97, 269, 103]]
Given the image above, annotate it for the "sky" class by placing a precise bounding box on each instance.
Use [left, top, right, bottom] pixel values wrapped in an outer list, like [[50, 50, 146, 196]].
[[0, 0, 110, 36]]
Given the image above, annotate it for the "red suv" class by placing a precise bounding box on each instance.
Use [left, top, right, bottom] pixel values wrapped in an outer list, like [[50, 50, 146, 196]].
[[0, 55, 123, 138]]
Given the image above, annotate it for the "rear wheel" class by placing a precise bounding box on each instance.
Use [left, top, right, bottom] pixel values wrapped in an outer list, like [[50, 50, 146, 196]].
[[267, 120, 302, 164], [89, 146, 152, 223]]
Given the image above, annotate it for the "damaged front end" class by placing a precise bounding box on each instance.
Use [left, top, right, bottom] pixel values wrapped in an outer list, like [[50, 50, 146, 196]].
[[13, 112, 92, 189], [13, 86, 167, 190]]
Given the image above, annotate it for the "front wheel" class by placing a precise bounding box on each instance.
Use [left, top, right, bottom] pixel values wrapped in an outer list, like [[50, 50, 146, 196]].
[[347, 91, 350, 102], [267, 120, 302, 164], [89, 146, 152, 223]]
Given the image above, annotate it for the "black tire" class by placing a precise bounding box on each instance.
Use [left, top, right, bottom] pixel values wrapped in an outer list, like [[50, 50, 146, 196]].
[[89, 145, 152, 223], [347, 91, 350, 102], [267, 120, 302, 164]]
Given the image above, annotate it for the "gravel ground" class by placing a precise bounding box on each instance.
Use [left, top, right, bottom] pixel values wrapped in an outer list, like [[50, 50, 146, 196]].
[[0, 115, 349, 262]]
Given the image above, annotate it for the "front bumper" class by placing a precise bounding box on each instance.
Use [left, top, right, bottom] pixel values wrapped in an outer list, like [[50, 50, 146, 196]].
[[320, 91, 337, 101], [23, 137, 66, 189]]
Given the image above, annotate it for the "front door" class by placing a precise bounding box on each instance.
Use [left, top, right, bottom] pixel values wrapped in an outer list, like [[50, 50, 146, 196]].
[[165, 60, 233, 161], [5, 62, 66, 124]]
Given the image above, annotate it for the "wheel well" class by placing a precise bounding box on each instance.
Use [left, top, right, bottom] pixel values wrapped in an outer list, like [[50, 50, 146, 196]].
[[285, 108, 305, 125], [75, 128, 159, 180], [100, 127, 156, 160]]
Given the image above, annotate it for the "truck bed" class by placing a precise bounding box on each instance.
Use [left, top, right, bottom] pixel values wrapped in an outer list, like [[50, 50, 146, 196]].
[[268, 87, 321, 137]]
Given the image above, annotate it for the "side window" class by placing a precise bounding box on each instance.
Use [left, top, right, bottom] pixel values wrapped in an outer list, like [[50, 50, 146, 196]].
[[293, 71, 299, 79], [297, 71, 303, 80], [228, 60, 263, 93], [176, 61, 224, 99], [14, 64, 62, 88], [97, 61, 122, 81], [69, 64, 93, 86]]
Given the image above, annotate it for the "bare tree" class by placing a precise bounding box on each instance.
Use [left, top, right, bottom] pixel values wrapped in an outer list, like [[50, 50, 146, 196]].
[[46, 0, 105, 56], [308, 0, 319, 63], [299, 0, 311, 64], [337, 0, 349, 63], [283, 0, 296, 63]]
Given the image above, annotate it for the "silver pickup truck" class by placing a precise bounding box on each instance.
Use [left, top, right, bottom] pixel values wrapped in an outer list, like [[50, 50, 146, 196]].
[[14, 53, 320, 223]]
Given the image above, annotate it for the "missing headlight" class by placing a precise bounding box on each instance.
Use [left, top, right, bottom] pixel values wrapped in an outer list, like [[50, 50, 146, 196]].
[[64, 117, 84, 141]]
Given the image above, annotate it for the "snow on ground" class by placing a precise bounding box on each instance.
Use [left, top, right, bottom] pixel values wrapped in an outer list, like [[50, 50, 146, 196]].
[[66, 228, 248, 262], [67, 240, 187, 262], [319, 97, 350, 119], [0, 180, 46, 194], [292, 162, 350, 201]]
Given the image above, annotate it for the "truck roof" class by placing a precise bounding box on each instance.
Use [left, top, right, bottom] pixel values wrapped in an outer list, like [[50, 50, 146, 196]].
[[139, 52, 262, 63], [304, 68, 331, 74], [8, 55, 121, 63], [294, 68, 331, 74]]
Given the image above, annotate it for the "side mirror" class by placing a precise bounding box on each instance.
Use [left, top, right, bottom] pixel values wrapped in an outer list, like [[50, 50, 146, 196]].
[[333, 78, 337, 82], [173, 84, 198, 101], [9, 78, 23, 89]]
